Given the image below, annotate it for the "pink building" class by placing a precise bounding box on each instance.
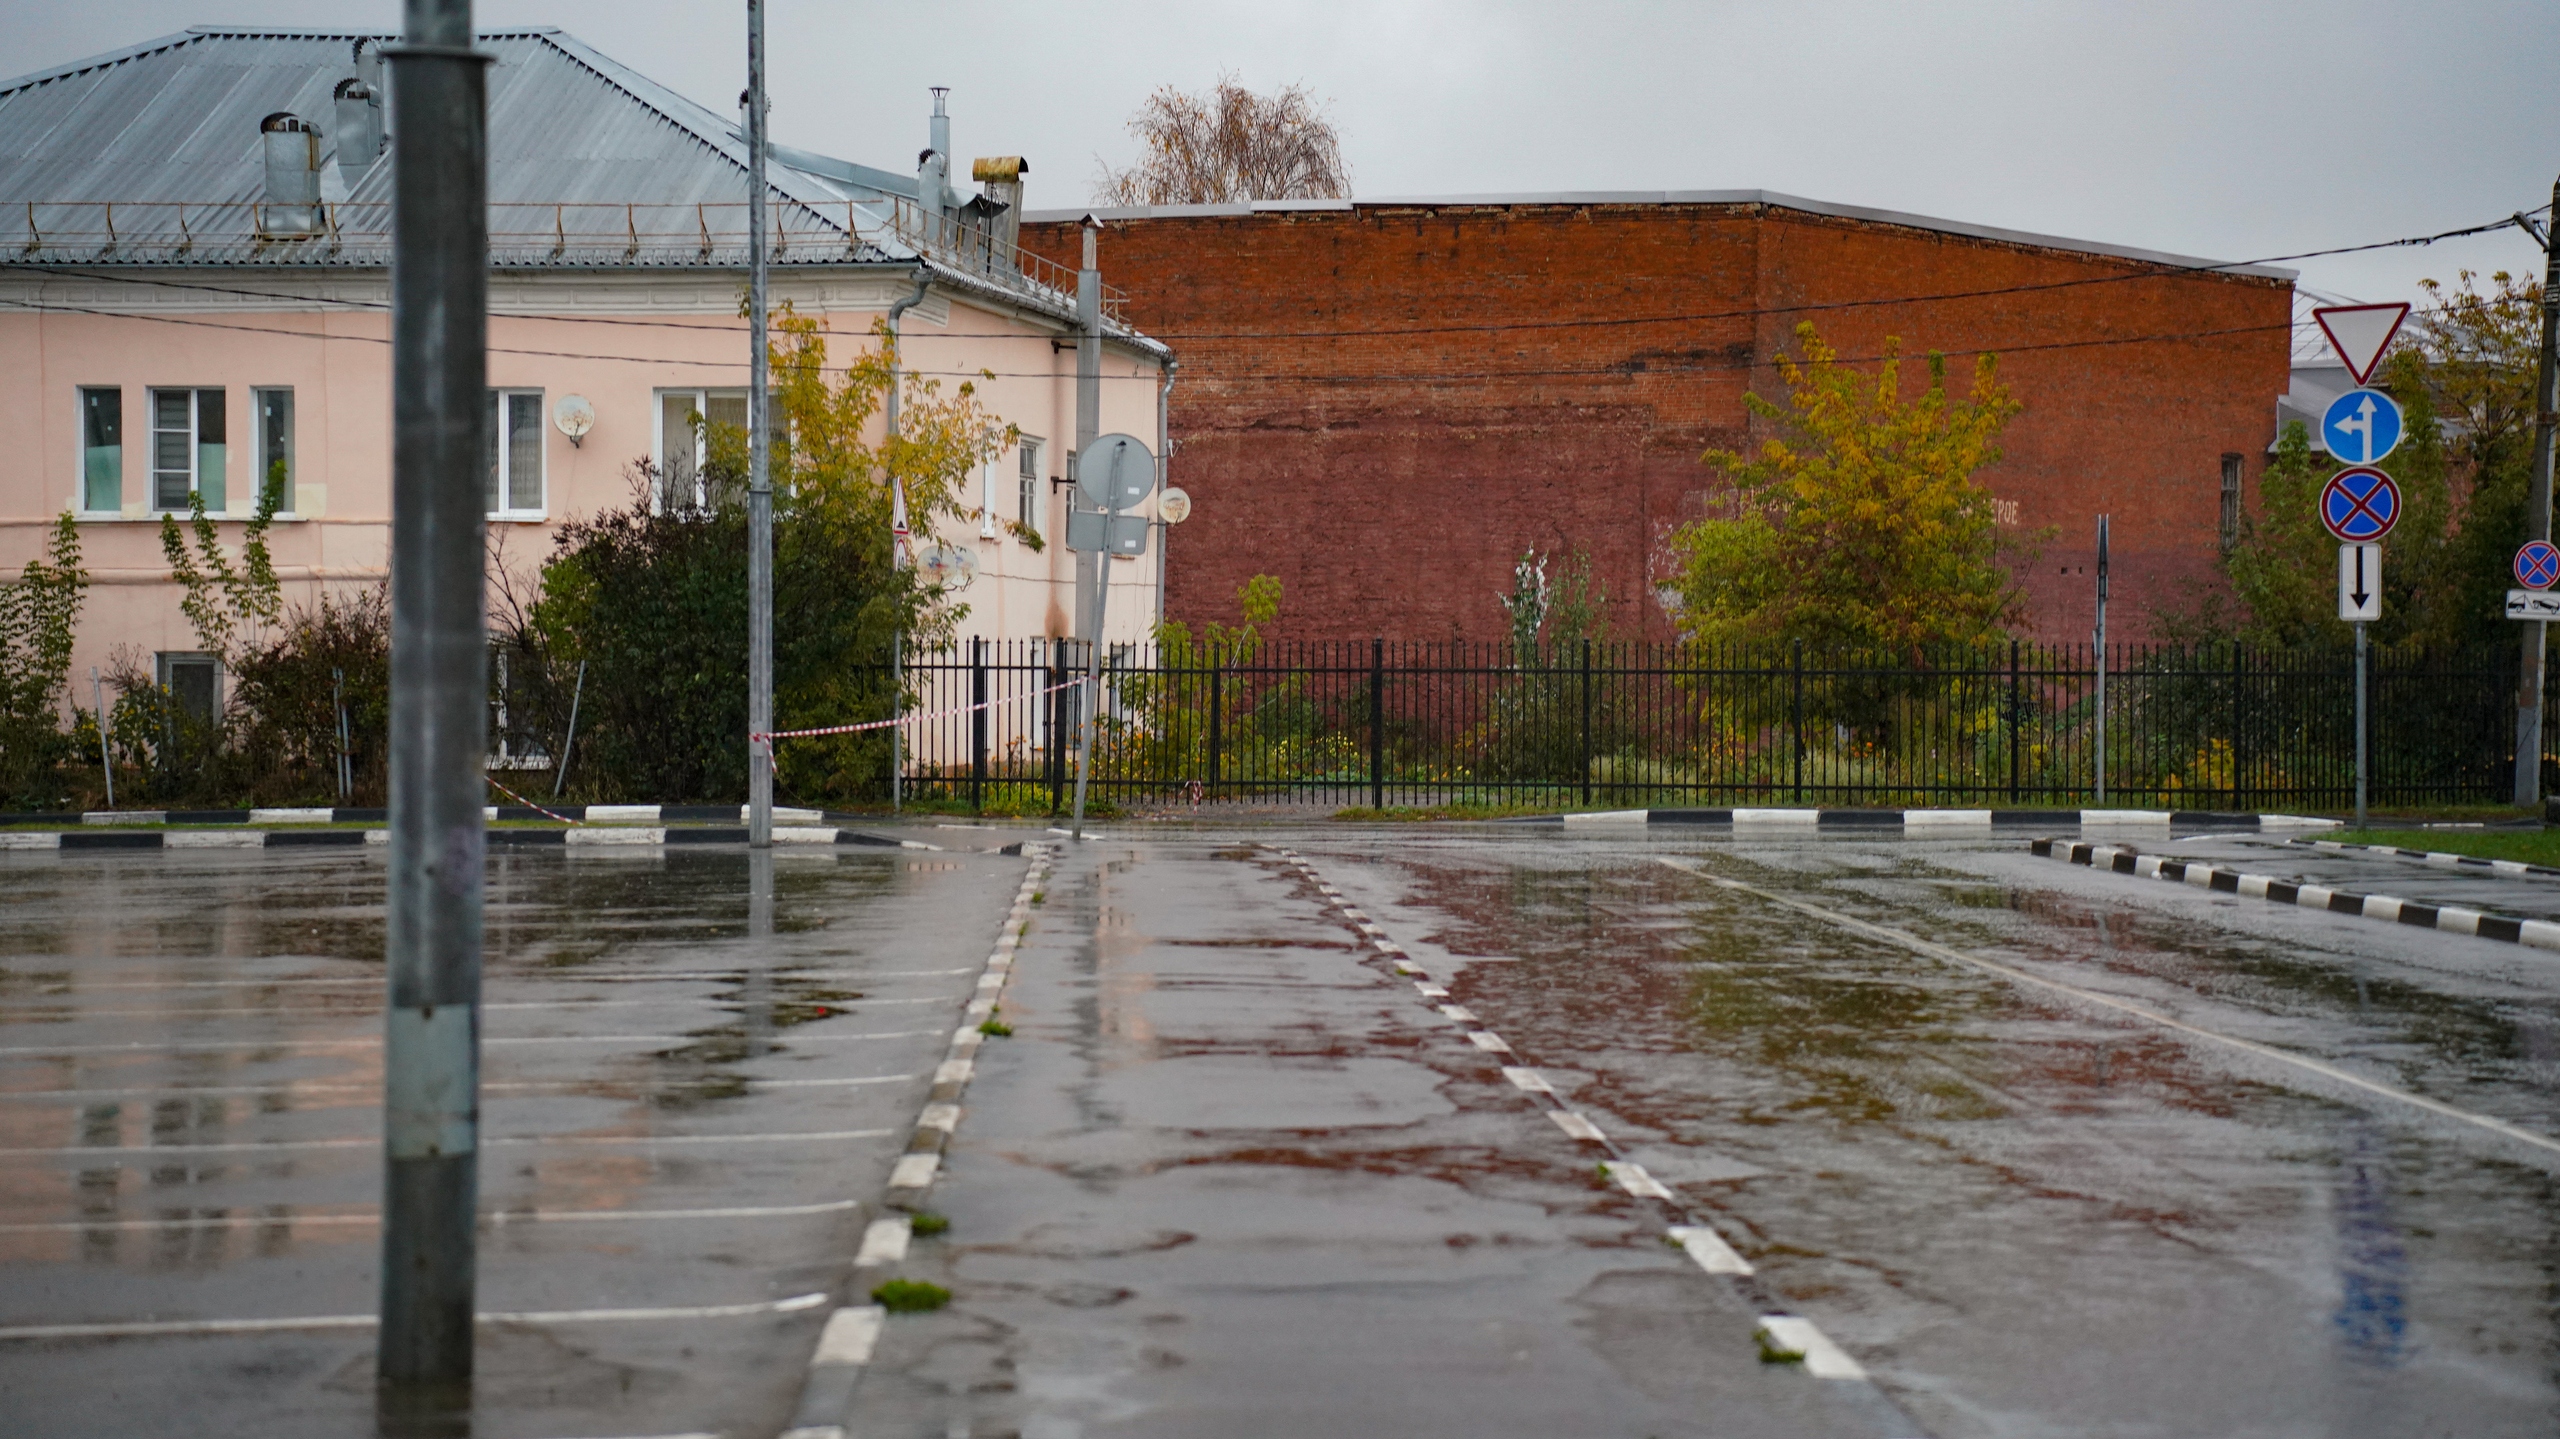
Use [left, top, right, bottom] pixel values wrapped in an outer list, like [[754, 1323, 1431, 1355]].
[[0, 27, 1172, 727]]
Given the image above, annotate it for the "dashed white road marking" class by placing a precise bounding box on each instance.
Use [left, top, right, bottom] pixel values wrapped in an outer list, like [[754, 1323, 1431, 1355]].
[[0, 1291, 829, 1343], [1545, 1110, 1606, 1143], [1436, 1004, 1478, 1024], [1654, 854, 2560, 1160], [1604, 1161, 1676, 1201], [853, 1217, 911, 1267], [1668, 1224, 1754, 1275], [1500, 1066, 1554, 1094], [1467, 1031, 1513, 1053], [1753, 1315, 1866, 1379]]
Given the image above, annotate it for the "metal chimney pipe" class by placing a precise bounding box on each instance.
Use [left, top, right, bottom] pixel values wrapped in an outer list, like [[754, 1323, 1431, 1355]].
[[334, 80, 384, 179], [377, 0, 488, 1400], [972, 156, 1026, 260], [259, 112, 322, 234]]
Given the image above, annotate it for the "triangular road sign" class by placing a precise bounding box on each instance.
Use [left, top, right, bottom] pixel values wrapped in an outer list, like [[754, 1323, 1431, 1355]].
[[2313, 302, 2410, 385]]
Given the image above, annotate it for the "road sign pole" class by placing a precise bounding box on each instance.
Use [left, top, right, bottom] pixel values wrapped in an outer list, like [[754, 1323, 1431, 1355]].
[[2515, 173, 2560, 809], [380, 0, 487, 1399], [1070, 445, 1131, 841], [2093, 515, 2109, 804], [2355, 621, 2369, 829], [746, 0, 773, 848]]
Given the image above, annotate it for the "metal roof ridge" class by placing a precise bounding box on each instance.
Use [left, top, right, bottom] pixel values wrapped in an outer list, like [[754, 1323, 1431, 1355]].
[[1023, 189, 2297, 282], [0, 28, 209, 97]]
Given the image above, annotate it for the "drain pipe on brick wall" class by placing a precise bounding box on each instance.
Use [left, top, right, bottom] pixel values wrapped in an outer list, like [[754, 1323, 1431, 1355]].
[[1156, 359, 1176, 635], [885, 267, 933, 814]]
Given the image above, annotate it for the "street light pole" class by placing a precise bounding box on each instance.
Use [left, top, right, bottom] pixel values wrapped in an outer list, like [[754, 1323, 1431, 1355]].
[[745, 0, 774, 847], [379, 0, 489, 1396], [2517, 174, 2560, 810]]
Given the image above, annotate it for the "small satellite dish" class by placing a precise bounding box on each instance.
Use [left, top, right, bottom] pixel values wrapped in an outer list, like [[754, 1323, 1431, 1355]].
[[1157, 486, 1192, 525], [918, 542, 979, 591], [1076, 433, 1155, 511], [553, 394, 595, 447]]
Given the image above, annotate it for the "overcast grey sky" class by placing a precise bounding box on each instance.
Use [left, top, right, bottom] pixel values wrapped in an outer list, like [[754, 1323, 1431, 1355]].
[[13, 1, 2553, 306]]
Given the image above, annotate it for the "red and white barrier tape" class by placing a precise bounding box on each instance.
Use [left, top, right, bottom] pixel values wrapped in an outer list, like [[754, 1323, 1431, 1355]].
[[486, 773, 583, 825], [754, 676, 1087, 745]]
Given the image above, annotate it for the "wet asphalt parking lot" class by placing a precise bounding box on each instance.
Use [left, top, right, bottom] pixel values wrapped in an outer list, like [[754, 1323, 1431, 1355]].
[[3, 820, 2558, 1436]]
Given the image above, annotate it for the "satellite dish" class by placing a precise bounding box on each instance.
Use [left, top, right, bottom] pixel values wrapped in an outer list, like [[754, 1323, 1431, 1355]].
[[553, 394, 595, 447], [918, 542, 979, 590], [1157, 486, 1192, 525], [1076, 433, 1155, 511]]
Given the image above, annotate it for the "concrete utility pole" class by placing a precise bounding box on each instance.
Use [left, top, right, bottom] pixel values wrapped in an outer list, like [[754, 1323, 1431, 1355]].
[[745, 0, 773, 847], [2517, 175, 2560, 810], [379, 0, 488, 1396], [1075, 219, 1102, 640]]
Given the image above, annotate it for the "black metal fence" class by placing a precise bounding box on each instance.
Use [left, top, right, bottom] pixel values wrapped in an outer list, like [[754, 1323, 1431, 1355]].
[[884, 637, 2528, 812]]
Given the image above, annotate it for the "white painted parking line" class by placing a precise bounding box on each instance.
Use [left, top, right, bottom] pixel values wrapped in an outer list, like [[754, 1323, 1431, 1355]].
[[1753, 1315, 1866, 1379], [0, 1291, 831, 1342], [1545, 1110, 1606, 1143], [1656, 854, 2560, 1160], [1667, 1224, 1753, 1275]]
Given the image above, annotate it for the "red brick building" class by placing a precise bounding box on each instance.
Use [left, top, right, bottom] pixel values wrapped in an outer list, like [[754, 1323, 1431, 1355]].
[[1022, 192, 2293, 646]]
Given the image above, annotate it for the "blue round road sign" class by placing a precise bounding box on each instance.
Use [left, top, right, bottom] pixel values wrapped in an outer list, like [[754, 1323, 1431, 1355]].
[[2320, 387, 2403, 466], [2319, 466, 2401, 543], [2518, 540, 2560, 590]]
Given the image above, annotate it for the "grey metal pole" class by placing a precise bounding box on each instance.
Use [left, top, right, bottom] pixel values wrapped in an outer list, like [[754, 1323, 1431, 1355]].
[[379, 0, 489, 1396], [551, 657, 585, 800], [1070, 443, 1131, 840], [746, 0, 773, 847], [2093, 514, 2109, 805], [2355, 620, 2369, 828], [2517, 176, 2560, 810], [91, 667, 112, 809], [885, 271, 931, 815]]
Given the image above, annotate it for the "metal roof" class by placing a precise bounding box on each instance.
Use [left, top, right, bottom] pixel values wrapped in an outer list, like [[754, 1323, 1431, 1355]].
[[0, 24, 1155, 345], [1026, 191, 2299, 283]]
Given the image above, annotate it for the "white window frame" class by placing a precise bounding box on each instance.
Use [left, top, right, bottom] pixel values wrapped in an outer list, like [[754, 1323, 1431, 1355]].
[[488, 388, 547, 520], [654, 387, 781, 512], [148, 386, 226, 515]]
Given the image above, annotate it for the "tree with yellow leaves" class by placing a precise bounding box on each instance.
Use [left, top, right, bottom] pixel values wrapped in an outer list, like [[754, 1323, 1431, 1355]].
[[1672, 321, 2026, 656]]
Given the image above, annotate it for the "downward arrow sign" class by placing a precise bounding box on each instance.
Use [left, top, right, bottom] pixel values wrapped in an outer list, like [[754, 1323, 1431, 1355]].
[[2351, 545, 2371, 607]]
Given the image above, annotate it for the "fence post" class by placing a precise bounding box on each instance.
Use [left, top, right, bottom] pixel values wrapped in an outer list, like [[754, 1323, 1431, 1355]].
[[2230, 642, 2244, 812], [1791, 638, 1806, 805], [1046, 648, 1064, 814], [1580, 637, 1594, 805], [2007, 639, 2021, 803], [970, 637, 987, 814], [1370, 637, 1386, 811], [1208, 652, 1223, 800]]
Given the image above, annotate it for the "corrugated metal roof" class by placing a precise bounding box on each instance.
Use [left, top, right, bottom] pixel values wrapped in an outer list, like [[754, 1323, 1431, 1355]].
[[1028, 191, 2299, 283]]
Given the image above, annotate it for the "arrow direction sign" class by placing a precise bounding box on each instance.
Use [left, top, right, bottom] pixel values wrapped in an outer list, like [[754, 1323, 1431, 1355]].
[[2320, 387, 2403, 465], [2338, 543, 2381, 622], [2320, 466, 2402, 543], [2312, 302, 2410, 386]]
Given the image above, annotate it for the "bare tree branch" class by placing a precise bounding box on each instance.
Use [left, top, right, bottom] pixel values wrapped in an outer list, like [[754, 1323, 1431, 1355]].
[[1094, 75, 1350, 206]]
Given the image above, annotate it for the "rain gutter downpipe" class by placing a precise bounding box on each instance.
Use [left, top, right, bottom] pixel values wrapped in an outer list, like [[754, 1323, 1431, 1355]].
[[1156, 359, 1176, 635], [885, 268, 932, 813]]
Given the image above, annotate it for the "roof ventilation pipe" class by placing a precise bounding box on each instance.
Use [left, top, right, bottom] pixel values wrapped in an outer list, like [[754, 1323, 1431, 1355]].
[[333, 79, 384, 179], [353, 36, 385, 98], [259, 112, 323, 236], [972, 156, 1026, 264], [915, 87, 954, 244]]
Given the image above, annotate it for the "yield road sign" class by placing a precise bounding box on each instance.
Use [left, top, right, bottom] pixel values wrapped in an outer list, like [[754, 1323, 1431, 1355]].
[[2319, 466, 2401, 543], [2337, 544, 2380, 622], [2320, 387, 2402, 466], [2516, 540, 2560, 590], [2508, 590, 2560, 620], [2312, 302, 2409, 386]]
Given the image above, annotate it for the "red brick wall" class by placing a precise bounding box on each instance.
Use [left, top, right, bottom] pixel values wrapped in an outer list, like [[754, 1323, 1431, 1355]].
[[1024, 202, 2291, 646]]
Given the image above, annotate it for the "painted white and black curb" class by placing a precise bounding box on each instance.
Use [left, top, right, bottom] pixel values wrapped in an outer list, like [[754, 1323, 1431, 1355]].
[[1267, 846, 1920, 1414], [2, 802, 835, 827], [2284, 836, 2560, 883], [2033, 838, 2560, 951], [1504, 807, 2339, 832], [0, 824, 943, 852], [778, 842, 1052, 1439]]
